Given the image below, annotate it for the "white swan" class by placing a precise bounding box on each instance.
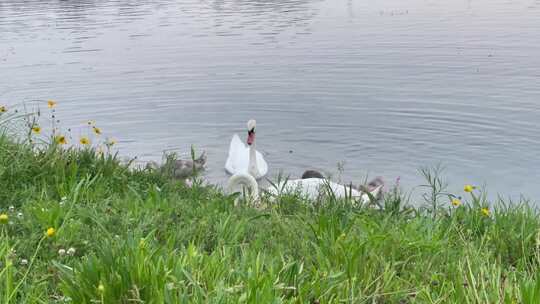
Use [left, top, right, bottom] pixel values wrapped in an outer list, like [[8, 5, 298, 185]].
[[267, 177, 383, 205], [224, 119, 268, 179], [227, 171, 383, 206], [227, 173, 259, 205]]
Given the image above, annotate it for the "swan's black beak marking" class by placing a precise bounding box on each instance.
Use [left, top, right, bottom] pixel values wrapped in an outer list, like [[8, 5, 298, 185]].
[[247, 129, 255, 145]]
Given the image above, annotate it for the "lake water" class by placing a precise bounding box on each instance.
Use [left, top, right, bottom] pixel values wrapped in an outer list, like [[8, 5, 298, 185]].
[[1, 0, 539, 201]]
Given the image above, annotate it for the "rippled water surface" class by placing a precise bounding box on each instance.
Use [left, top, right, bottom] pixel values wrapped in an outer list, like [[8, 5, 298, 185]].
[[2, 0, 540, 199]]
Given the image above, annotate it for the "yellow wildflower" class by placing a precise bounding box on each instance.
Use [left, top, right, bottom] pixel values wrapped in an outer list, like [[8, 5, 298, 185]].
[[464, 184, 475, 193], [55, 135, 67, 145], [46, 227, 56, 237], [92, 126, 102, 135], [80, 136, 90, 145], [107, 138, 116, 146], [0, 106, 6, 113], [97, 283, 105, 293], [0, 213, 8, 224], [451, 198, 462, 207], [481, 208, 490, 217], [47, 100, 57, 108], [32, 125, 41, 134]]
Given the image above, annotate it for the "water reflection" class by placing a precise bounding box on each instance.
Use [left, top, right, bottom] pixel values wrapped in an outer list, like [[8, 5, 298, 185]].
[[185, 0, 321, 39], [0, 0, 321, 43]]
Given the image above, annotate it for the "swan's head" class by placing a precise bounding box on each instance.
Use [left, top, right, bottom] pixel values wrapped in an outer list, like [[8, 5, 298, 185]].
[[247, 119, 256, 145], [301, 170, 325, 179]]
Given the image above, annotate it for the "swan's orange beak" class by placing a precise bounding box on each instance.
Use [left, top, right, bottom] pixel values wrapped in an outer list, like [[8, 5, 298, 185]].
[[247, 130, 255, 145]]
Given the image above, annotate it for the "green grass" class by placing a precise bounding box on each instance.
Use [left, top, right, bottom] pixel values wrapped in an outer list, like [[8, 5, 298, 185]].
[[1, 133, 540, 303]]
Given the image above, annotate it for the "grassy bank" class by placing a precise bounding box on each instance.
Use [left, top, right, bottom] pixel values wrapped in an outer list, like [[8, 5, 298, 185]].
[[1, 118, 540, 303]]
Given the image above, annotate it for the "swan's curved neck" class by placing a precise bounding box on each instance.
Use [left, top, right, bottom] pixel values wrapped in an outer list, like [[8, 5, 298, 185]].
[[227, 173, 259, 204], [248, 140, 260, 178]]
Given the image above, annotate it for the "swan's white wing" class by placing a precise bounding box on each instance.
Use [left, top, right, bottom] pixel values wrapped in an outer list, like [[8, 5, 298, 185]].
[[255, 150, 268, 177], [225, 134, 249, 175], [267, 178, 361, 200], [268, 179, 325, 200], [300, 179, 360, 199], [297, 179, 326, 200], [327, 181, 361, 198], [228, 134, 243, 156]]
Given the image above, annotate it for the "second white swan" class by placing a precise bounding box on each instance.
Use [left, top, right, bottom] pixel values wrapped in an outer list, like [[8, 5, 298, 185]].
[[226, 172, 384, 206], [267, 177, 383, 205], [225, 119, 268, 179]]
